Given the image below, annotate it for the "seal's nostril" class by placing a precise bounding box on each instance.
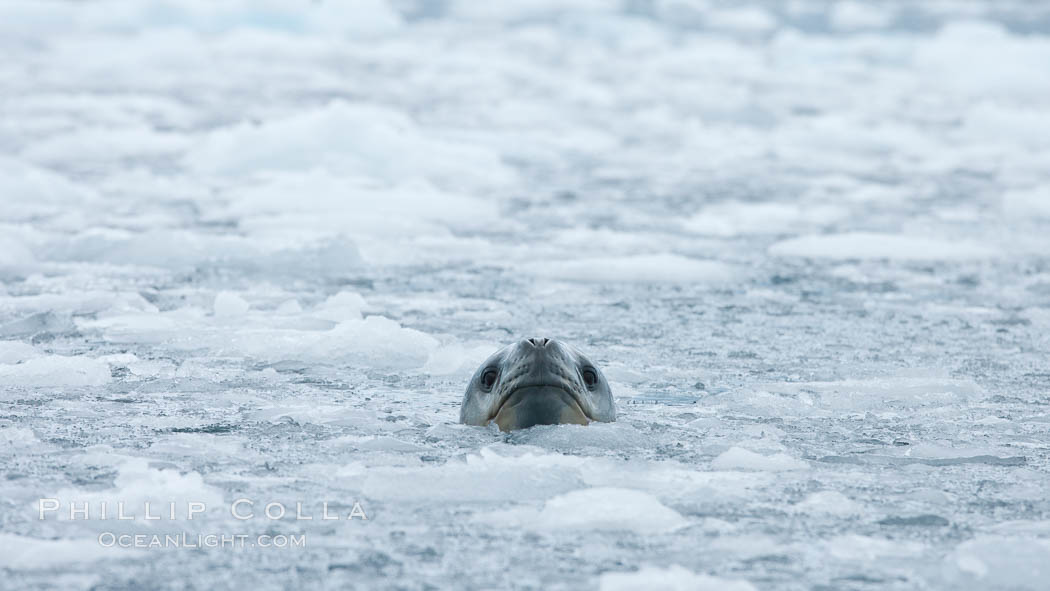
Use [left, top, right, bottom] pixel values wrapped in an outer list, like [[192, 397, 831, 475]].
[[527, 337, 551, 348]]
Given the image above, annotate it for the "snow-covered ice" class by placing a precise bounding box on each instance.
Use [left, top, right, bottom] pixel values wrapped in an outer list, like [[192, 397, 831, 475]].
[[2, 0, 1050, 589]]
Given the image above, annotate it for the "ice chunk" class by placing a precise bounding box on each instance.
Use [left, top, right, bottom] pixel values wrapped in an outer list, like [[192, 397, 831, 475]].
[[0, 311, 76, 339], [916, 21, 1050, 100], [791, 491, 863, 516], [482, 488, 687, 534], [22, 125, 190, 167], [521, 254, 736, 283], [824, 534, 926, 561], [446, 0, 610, 22], [2, 292, 155, 320], [0, 340, 38, 364], [507, 422, 651, 452], [599, 565, 757, 591], [213, 291, 250, 317], [906, 442, 1019, 462], [0, 534, 141, 569], [80, 298, 438, 370], [0, 0, 402, 36], [946, 536, 1050, 590], [349, 436, 428, 453], [685, 202, 844, 237], [0, 234, 35, 274], [711, 447, 809, 471], [752, 373, 987, 414], [39, 228, 362, 276], [364, 445, 586, 502], [422, 342, 496, 376], [219, 171, 500, 265], [47, 458, 224, 523], [705, 7, 776, 34], [769, 232, 996, 261], [314, 291, 367, 322], [186, 102, 512, 189], [220, 171, 499, 226], [233, 315, 440, 370], [1004, 188, 1050, 220], [959, 103, 1050, 150], [0, 355, 110, 388], [0, 158, 98, 223], [274, 299, 302, 315], [0, 426, 39, 448], [829, 2, 894, 31]]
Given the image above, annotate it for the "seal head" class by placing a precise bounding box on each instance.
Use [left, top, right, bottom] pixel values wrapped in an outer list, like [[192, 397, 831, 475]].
[[460, 338, 615, 431]]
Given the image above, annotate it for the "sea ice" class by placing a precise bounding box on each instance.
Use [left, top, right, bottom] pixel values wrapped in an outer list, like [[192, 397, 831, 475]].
[[2, 1, 1049, 589], [212, 291, 250, 317], [521, 254, 736, 283], [0, 534, 140, 569], [769, 232, 997, 261], [0, 355, 111, 388], [599, 565, 757, 591], [711, 447, 809, 472], [482, 487, 686, 534], [185, 102, 512, 189]]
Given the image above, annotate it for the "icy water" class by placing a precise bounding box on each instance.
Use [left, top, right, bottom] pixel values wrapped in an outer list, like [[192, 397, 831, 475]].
[[2, 1, 1050, 589]]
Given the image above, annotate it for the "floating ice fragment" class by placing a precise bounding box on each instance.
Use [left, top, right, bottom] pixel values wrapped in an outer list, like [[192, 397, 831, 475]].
[[484, 487, 687, 534], [0, 158, 98, 223], [0, 426, 39, 448], [0, 534, 141, 569], [1004, 188, 1050, 220], [599, 565, 757, 591], [706, 7, 776, 34], [0, 355, 111, 388], [769, 232, 996, 261], [711, 447, 809, 471], [916, 21, 1050, 100], [422, 343, 496, 376], [507, 422, 649, 451], [446, 0, 611, 22], [685, 202, 844, 237], [521, 254, 736, 283], [353, 436, 428, 453], [824, 534, 925, 561], [46, 457, 224, 524], [22, 125, 190, 167], [275, 299, 302, 314], [791, 490, 863, 516], [753, 374, 987, 414], [829, 1, 894, 31], [0, 232, 35, 273], [213, 291, 250, 317], [0, 0, 403, 36], [186, 102, 511, 189], [946, 536, 1050, 590], [364, 445, 587, 502], [314, 291, 367, 322], [0, 340, 38, 364]]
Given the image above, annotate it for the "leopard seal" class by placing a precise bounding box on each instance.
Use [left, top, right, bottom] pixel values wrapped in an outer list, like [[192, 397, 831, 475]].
[[460, 338, 615, 431]]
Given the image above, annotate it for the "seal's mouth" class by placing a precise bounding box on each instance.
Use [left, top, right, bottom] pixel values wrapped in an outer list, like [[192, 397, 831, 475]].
[[490, 385, 589, 432]]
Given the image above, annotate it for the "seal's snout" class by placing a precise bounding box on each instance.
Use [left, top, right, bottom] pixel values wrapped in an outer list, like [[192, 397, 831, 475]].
[[494, 385, 587, 431]]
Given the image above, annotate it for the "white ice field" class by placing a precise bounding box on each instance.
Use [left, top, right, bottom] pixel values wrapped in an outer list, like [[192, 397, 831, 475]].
[[2, 1, 1050, 589]]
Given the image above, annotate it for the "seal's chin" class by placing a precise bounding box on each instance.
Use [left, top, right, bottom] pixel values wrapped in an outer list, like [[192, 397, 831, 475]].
[[492, 386, 589, 432]]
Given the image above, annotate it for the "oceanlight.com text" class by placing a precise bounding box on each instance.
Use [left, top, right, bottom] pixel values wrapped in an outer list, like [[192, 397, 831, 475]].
[[98, 532, 307, 549]]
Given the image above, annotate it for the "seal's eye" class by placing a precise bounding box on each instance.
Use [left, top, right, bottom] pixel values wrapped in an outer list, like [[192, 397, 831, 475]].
[[582, 368, 598, 389], [480, 368, 498, 391]]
